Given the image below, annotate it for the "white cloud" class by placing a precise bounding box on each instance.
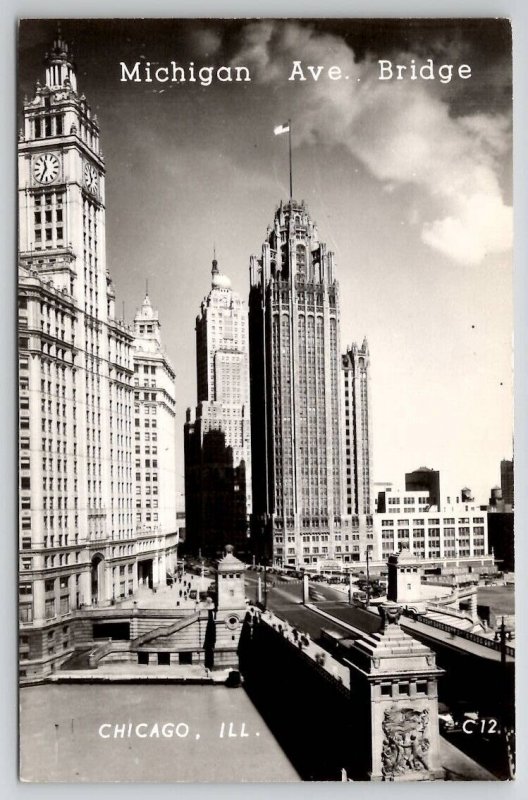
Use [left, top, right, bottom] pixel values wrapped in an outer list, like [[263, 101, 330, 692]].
[[422, 192, 513, 265], [231, 22, 512, 267], [188, 28, 222, 57]]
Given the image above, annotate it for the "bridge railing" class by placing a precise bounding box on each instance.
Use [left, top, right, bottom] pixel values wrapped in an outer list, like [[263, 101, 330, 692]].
[[249, 606, 350, 691], [424, 602, 474, 621], [402, 610, 515, 657]]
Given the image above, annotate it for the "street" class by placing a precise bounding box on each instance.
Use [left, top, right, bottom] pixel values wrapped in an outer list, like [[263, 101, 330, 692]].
[[243, 571, 378, 642]]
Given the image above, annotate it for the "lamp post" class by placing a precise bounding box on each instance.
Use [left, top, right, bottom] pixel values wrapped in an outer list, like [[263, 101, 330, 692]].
[[263, 536, 268, 611], [365, 548, 371, 607], [262, 514, 269, 610], [495, 616, 515, 778]]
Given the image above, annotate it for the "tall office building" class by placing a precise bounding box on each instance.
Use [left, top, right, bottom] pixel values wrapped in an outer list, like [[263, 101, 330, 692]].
[[18, 33, 135, 678], [184, 259, 252, 556], [249, 200, 344, 568], [132, 293, 178, 584], [342, 339, 373, 516]]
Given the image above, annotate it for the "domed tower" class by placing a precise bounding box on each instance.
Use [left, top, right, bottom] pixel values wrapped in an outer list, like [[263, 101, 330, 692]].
[[184, 257, 252, 557]]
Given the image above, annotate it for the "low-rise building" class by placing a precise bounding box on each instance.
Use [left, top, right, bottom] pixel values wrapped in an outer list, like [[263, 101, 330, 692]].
[[374, 488, 488, 563]]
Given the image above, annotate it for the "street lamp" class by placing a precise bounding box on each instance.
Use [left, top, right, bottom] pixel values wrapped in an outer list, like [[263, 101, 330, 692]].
[[495, 616, 515, 778], [365, 548, 371, 607], [261, 514, 269, 610]]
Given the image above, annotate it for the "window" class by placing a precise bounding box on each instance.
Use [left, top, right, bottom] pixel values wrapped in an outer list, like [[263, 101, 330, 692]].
[[45, 599, 56, 619]]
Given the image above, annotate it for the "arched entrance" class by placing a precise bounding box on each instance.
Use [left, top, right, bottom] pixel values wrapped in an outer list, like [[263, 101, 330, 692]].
[[91, 553, 106, 606], [137, 558, 154, 589]]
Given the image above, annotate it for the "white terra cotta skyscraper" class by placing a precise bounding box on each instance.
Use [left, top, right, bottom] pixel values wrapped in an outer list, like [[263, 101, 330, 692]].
[[18, 31, 137, 680]]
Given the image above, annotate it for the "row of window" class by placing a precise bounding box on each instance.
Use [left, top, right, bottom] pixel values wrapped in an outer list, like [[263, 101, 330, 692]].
[[32, 114, 63, 139], [381, 518, 484, 526]]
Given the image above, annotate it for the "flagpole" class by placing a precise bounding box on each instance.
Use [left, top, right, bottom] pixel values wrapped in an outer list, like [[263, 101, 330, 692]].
[[288, 119, 293, 200]]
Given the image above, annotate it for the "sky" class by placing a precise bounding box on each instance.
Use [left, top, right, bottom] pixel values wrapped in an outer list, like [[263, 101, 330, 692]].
[[18, 18, 513, 505]]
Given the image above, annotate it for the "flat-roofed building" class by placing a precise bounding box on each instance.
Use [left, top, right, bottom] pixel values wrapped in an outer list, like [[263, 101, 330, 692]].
[[374, 488, 488, 564], [132, 293, 178, 585]]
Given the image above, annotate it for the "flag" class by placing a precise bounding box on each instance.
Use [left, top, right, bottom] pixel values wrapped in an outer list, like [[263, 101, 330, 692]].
[[274, 122, 290, 136]]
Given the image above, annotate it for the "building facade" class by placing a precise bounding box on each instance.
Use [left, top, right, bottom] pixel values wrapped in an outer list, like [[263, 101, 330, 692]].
[[374, 488, 488, 563], [132, 293, 178, 584], [249, 200, 344, 568], [184, 259, 252, 556], [487, 511, 514, 572], [342, 339, 373, 516], [18, 33, 138, 678]]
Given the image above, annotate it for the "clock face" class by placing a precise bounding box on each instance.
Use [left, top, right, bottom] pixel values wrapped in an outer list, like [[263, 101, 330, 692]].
[[33, 153, 60, 185], [84, 163, 98, 194]]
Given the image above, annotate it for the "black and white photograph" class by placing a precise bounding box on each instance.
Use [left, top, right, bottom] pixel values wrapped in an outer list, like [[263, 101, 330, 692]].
[[17, 17, 514, 782]]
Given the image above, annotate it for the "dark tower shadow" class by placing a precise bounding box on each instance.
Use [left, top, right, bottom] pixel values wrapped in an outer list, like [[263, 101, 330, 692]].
[[184, 427, 249, 559]]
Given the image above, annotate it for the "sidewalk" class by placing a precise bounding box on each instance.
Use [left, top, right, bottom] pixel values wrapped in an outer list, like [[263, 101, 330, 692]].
[[52, 662, 231, 683], [254, 606, 350, 689], [118, 573, 209, 612]]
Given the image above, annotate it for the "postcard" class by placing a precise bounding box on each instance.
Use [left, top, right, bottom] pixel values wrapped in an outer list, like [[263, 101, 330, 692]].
[[18, 18, 514, 782]]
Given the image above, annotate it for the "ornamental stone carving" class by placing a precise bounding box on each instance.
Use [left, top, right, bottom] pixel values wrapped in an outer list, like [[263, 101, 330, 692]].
[[378, 602, 403, 629], [381, 707, 430, 778]]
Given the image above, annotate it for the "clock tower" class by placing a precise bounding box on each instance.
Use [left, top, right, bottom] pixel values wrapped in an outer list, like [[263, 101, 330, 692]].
[[18, 30, 136, 681], [19, 29, 105, 306]]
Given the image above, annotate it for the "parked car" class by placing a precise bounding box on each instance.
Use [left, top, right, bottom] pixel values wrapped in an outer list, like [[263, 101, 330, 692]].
[[438, 713, 456, 732]]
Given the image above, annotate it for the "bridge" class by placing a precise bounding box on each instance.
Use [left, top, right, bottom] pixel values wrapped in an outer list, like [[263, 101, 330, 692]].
[[23, 558, 514, 781]]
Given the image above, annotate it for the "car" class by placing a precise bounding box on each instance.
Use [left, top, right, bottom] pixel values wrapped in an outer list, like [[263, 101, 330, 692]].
[[438, 713, 456, 731]]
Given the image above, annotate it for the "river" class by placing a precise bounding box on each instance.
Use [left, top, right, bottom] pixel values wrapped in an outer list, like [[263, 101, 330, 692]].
[[20, 683, 299, 783]]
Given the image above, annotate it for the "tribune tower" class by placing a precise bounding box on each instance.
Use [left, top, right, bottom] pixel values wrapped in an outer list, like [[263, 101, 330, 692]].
[[249, 200, 344, 567]]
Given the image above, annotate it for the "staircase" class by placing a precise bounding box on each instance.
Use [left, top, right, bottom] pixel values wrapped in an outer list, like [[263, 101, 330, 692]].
[[132, 612, 201, 647], [58, 648, 93, 670], [85, 612, 204, 667]]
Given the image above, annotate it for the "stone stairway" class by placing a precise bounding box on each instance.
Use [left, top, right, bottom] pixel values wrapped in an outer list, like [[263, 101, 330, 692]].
[[58, 648, 93, 670]]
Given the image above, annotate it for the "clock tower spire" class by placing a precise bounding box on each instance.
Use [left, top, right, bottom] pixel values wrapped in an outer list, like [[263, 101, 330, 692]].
[[19, 27, 104, 301], [44, 24, 78, 93]]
